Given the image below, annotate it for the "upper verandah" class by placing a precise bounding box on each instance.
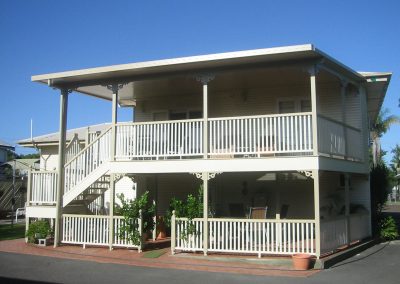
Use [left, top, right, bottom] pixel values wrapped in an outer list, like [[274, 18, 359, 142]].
[[31, 44, 391, 123]]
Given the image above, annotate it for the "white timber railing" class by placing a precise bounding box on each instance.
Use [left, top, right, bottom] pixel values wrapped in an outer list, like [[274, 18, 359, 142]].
[[318, 115, 363, 161], [174, 218, 204, 251], [87, 130, 101, 146], [65, 133, 83, 164], [172, 216, 316, 256], [349, 213, 370, 242], [64, 127, 112, 194], [209, 113, 313, 156], [320, 216, 348, 254], [30, 171, 58, 204], [62, 214, 141, 249], [115, 113, 314, 160], [116, 119, 204, 160]]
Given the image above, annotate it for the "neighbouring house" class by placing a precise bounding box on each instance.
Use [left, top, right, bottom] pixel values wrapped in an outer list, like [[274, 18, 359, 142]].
[[1, 159, 40, 177], [0, 140, 14, 180], [0, 159, 39, 212], [22, 44, 391, 258], [0, 140, 14, 164]]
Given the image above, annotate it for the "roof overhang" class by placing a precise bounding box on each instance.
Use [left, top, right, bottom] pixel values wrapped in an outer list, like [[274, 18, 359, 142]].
[[31, 44, 366, 105], [359, 72, 392, 123]]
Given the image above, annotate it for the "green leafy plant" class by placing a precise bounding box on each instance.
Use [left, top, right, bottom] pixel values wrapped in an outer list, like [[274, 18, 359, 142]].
[[370, 164, 390, 237], [166, 186, 203, 241], [116, 191, 155, 246], [26, 220, 52, 243], [379, 216, 399, 240]]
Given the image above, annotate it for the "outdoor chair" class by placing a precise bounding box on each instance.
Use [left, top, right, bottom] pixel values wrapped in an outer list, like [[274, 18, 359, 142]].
[[248, 207, 268, 219]]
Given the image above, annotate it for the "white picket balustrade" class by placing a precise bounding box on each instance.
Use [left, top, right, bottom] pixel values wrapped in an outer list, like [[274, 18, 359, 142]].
[[113, 216, 141, 248], [116, 119, 204, 160], [173, 217, 315, 256], [30, 171, 58, 204], [65, 134, 83, 164], [64, 127, 112, 194], [174, 218, 204, 251], [349, 213, 370, 242], [318, 115, 363, 161], [209, 113, 313, 156], [346, 127, 364, 161], [320, 217, 348, 254], [62, 215, 140, 248]]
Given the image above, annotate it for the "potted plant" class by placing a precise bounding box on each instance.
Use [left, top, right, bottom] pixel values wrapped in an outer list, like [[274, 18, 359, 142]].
[[26, 220, 52, 244], [292, 253, 313, 270]]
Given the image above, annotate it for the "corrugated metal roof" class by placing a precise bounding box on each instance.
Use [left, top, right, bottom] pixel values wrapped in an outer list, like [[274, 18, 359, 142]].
[[18, 123, 111, 146]]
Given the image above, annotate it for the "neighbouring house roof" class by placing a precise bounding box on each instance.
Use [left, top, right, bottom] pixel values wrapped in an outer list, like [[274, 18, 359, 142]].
[[18, 123, 111, 147], [0, 140, 14, 150], [31, 44, 391, 123], [0, 159, 40, 171]]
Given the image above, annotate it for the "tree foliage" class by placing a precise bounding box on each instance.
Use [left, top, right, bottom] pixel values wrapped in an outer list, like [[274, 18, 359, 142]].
[[166, 186, 203, 241], [370, 109, 400, 166], [370, 164, 391, 236], [115, 191, 155, 246]]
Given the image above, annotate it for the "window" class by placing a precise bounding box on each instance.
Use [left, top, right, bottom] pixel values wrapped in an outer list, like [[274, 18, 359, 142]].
[[278, 98, 311, 113], [169, 110, 202, 120], [278, 101, 295, 114]]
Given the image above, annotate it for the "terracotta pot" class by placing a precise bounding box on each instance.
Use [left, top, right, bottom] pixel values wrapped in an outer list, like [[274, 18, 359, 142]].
[[292, 254, 312, 270], [156, 216, 167, 240]]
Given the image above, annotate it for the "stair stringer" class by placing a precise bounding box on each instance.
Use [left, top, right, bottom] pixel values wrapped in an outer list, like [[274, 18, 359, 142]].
[[63, 162, 110, 207]]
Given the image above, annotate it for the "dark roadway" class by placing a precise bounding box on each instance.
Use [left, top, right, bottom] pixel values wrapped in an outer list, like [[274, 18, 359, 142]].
[[0, 240, 399, 284]]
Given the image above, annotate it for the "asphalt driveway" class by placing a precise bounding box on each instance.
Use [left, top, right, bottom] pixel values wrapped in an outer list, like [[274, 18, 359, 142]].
[[0, 241, 399, 284]]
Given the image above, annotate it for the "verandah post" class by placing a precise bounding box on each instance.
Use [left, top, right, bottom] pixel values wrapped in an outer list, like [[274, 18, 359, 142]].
[[171, 210, 176, 255], [312, 169, 321, 258], [345, 173, 351, 245], [309, 66, 319, 156], [107, 83, 120, 250], [203, 173, 208, 255], [25, 169, 32, 243], [54, 88, 70, 248]]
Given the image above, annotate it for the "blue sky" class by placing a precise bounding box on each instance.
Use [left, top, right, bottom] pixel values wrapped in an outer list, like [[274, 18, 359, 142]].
[[0, 0, 399, 163]]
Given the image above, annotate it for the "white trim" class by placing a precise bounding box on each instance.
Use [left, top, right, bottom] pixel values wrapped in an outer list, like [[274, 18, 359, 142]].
[[26, 206, 56, 218], [109, 157, 319, 174]]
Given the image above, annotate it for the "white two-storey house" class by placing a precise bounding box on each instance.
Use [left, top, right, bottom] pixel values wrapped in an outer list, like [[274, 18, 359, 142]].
[[22, 44, 391, 258]]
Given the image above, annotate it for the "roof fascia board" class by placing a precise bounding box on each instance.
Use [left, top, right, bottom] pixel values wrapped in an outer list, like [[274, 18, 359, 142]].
[[32, 44, 314, 82]]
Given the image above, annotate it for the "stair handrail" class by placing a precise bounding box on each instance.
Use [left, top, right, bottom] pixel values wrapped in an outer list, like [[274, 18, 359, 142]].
[[64, 126, 112, 168], [65, 133, 83, 164], [64, 126, 112, 194]]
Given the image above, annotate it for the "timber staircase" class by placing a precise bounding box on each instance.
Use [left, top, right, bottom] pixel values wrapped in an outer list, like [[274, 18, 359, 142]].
[[63, 127, 112, 208]]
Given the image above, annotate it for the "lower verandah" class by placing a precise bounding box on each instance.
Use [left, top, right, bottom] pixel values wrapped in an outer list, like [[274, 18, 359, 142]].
[[60, 171, 370, 257]]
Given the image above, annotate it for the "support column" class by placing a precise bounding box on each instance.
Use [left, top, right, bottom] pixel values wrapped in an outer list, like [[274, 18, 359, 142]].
[[309, 66, 319, 156], [108, 173, 115, 250], [341, 80, 349, 159], [191, 172, 221, 256], [25, 169, 32, 243], [106, 83, 123, 250], [197, 74, 214, 159], [312, 169, 321, 258], [202, 172, 208, 255], [345, 173, 351, 245], [54, 88, 70, 247]]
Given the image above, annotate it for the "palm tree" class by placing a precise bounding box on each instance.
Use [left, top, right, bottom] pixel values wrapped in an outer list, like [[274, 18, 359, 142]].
[[371, 108, 400, 166]]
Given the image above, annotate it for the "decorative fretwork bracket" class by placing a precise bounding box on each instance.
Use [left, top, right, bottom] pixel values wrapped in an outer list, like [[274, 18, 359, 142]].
[[113, 173, 136, 183], [297, 170, 314, 179], [191, 172, 221, 180], [60, 88, 74, 95], [195, 73, 215, 85], [114, 173, 127, 183], [104, 82, 128, 93]]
